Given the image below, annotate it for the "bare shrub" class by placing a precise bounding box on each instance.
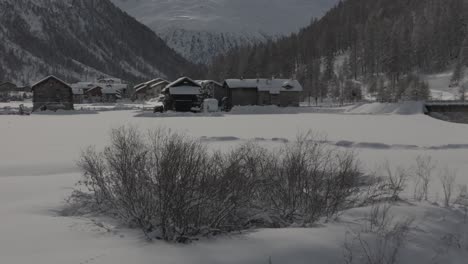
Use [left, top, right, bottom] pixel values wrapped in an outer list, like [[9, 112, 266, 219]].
[[358, 172, 390, 205], [70, 127, 365, 241], [344, 204, 414, 264], [433, 231, 468, 261], [73, 127, 227, 240], [367, 203, 393, 233], [439, 167, 457, 208], [412, 155, 436, 201], [206, 142, 272, 230], [382, 161, 408, 202], [262, 132, 362, 223], [455, 185, 468, 223]]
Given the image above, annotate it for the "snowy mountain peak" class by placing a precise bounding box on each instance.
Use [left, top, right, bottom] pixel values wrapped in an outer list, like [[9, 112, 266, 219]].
[[113, 0, 335, 35], [111, 0, 339, 63]]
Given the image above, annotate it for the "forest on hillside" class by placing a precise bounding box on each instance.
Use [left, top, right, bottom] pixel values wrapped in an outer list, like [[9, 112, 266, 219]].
[[208, 0, 468, 102]]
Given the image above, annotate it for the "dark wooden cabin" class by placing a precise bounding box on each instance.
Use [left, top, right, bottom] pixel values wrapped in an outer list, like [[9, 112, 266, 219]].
[[224, 79, 303, 108], [84, 86, 104, 103], [31, 76, 74, 111], [0, 82, 17, 100], [162, 77, 201, 112]]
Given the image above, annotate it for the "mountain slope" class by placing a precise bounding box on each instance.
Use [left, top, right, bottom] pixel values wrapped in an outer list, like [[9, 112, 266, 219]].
[[0, 0, 198, 85], [208, 0, 467, 97], [111, 0, 338, 63]]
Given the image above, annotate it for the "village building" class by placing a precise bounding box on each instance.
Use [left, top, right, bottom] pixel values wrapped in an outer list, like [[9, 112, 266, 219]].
[[224, 78, 303, 108], [16, 85, 33, 99], [0, 81, 17, 92], [162, 77, 201, 112], [133, 78, 169, 101], [20, 85, 32, 93], [96, 77, 122, 84], [71, 81, 124, 103], [83, 86, 104, 103], [0, 81, 17, 100], [101, 86, 120, 103], [96, 78, 128, 98], [71, 82, 93, 103], [31, 76, 74, 111], [197, 80, 225, 102], [0, 82, 30, 101], [72, 87, 84, 104]]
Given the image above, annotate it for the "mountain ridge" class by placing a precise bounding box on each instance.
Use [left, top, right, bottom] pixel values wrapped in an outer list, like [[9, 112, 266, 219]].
[[0, 0, 198, 85]]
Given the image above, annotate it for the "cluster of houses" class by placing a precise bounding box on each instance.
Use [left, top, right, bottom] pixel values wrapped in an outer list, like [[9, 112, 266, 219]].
[[29, 76, 126, 111], [2, 75, 304, 112], [71, 78, 126, 104], [0, 82, 32, 101], [132, 77, 304, 111]]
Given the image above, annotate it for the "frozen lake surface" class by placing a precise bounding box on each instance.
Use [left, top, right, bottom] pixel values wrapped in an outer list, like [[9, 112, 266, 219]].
[[1, 109, 468, 264]]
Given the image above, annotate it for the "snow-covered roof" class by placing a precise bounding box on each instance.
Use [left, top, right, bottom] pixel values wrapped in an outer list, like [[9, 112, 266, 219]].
[[150, 80, 169, 88], [71, 82, 95, 89], [97, 78, 123, 84], [71, 81, 124, 95], [72, 88, 84, 95], [133, 82, 147, 90], [225, 79, 303, 93], [146, 78, 165, 86], [84, 86, 102, 94], [166, 77, 201, 89], [196, 80, 223, 86], [31, 75, 71, 90], [135, 78, 168, 93], [106, 83, 127, 90], [169, 86, 201, 95], [0, 81, 16, 87], [135, 85, 148, 93]]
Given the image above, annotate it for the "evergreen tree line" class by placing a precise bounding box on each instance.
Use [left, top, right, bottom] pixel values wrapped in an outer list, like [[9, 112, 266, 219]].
[[208, 0, 468, 102]]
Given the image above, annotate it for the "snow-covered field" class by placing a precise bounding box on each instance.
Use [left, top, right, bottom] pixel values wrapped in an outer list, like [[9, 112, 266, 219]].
[[1, 106, 468, 263], [0, 101, 159, 112]]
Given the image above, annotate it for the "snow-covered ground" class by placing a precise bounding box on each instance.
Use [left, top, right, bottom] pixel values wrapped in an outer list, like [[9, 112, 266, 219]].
[[0, 100, 160, 113], [423, 71, 461, 100], [1, 106, 468, 263]]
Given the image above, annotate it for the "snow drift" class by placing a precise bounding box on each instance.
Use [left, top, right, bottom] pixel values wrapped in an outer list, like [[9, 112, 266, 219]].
[[346, 101, 425, 115]]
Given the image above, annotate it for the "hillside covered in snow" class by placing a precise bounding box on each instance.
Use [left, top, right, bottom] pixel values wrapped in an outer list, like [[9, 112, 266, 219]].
[[111, 0, 338, 63], [0, 0, 199, 85]]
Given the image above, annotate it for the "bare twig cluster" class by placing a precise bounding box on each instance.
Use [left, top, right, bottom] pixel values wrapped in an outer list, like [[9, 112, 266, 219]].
[[344, 204, 414, 264], [412, 155, 436, 202]]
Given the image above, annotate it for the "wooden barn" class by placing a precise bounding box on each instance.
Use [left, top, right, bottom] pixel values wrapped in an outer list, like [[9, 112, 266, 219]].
[[32, 76, 74, 111], [162, 77, 201, 112], [224, 78, 303, 108], [84, 86, 104, 103]]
